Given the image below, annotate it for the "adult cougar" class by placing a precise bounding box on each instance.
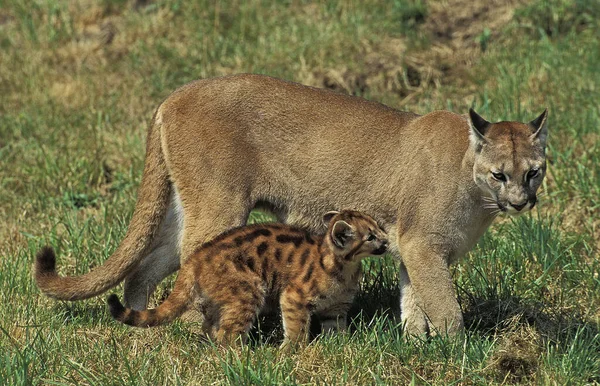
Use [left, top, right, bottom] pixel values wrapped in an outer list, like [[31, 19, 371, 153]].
[[35, 74, 548, 336]]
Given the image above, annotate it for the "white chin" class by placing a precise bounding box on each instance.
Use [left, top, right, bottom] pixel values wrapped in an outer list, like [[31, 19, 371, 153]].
[[507, 207, 530, 216]]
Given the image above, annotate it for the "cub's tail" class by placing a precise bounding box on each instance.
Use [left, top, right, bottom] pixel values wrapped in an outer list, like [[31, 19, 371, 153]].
[[107, 267, 194, 327], [34, 110, 171, 301]]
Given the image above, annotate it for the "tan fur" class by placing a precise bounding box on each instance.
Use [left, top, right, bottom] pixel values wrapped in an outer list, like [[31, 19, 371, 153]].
[[108, 210, 388, 348], [35, 74, 548, 336]]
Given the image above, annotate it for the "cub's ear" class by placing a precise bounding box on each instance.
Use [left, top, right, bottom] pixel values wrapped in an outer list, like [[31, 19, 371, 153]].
[[468, 108, 491, 150], [529, 108, 548, 147], [322, 211, 340, 227], [331, 220, 354, 249]]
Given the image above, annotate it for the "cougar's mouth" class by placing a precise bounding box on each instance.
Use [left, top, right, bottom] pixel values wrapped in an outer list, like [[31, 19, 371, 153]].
[[503, 196, 537, 215], [497, 202, 507, 212]]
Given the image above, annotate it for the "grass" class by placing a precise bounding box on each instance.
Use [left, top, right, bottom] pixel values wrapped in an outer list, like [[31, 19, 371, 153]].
[[1, 0, 599, 384]]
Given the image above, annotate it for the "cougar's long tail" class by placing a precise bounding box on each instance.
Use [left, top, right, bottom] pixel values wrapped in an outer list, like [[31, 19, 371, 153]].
[[35, 109, 171, 300], [107, 265, 195, 327]]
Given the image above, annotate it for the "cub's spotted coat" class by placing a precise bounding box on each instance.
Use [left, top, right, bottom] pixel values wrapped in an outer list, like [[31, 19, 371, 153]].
[[108, 210, 388, 347]]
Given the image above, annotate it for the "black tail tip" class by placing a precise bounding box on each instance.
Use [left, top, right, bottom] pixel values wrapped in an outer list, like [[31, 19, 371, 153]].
[[107, 294, 125, 319], [35, 246, 57, 275]]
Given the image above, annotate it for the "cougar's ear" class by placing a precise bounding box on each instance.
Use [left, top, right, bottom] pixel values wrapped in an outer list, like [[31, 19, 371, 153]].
[[322, 211, 340, 227], [331, 220, 354, 249], [529, 108, 548, 147], [468, 108, 491, 150]]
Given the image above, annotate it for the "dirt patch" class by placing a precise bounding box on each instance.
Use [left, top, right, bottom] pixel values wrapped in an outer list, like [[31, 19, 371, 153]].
[[0, 10, 13, 27], [411, 0, 531, 90], [485, 320, 542, 383], [303, 0, 530, 104], [424, 0, 528, 49], [299, 37, 409, 95]]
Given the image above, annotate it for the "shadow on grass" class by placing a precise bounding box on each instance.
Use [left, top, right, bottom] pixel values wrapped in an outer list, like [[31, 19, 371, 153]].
[[460, 291, 600, 383], [54, 302, 112, 325], [54, 285, 598, 347], [460, 292, 599, 342], [247, 282, 402, 346]]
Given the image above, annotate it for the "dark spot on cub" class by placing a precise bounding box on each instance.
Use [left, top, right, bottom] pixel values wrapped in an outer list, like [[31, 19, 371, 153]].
[[299, 249, 310, 266], [276, 234, 304, 247], [256, 242, 268, 256], [302, 262, 314, 283], [261, 258, 269, 281]]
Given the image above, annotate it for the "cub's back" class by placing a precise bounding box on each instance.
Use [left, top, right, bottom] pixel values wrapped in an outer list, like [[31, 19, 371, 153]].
[[192, 222, 319, 289]]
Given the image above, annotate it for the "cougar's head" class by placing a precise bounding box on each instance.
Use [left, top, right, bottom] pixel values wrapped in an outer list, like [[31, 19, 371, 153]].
[[468, 108, 549, 215], [323, 210, 388, 260]]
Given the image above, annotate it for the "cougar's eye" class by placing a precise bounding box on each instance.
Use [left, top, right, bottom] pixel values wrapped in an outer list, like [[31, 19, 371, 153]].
[[527, 168, 539, 180], [367, 234, 376, 241], [491, 172, 506, 182]]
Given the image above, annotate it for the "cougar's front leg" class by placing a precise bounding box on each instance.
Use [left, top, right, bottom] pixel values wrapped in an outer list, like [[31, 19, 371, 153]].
[[399, 238, 463, 337], [398, 261, 428, 336]]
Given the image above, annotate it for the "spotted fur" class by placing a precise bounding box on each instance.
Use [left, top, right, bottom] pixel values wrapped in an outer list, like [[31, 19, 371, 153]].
[[108, 210, 387, 348]]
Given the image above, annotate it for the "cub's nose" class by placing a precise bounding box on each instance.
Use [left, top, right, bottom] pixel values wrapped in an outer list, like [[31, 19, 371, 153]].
[[373, 241, 388, 255], [511, 202, 527, 211]]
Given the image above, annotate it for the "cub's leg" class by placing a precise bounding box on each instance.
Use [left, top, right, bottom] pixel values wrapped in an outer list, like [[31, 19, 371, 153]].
[[215, 305, 258, 346], [316, 301, 353, 334], [280, 286, 311, 349], [198, 297, 220, 341], [399, 238, 463, 337], [214, 277, 265, 346], [123, 193, 183, 310], [320, 314, 347, 334]]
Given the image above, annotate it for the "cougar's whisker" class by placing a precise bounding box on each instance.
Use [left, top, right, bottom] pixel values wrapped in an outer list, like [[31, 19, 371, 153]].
[[482, 204, 500, 209]]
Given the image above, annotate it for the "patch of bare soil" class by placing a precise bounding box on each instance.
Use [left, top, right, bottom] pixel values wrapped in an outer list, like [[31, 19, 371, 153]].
[[417, 0, 529, 84], [485, 321, 542, 383], [299, 37, 412, 97], [0, 9, 14, 27], [423, 0, 527, 48], [305, 0, 530, 105]]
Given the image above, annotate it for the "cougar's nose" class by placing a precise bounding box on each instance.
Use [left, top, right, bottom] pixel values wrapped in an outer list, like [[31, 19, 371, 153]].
[[511, 202, 527, 211]]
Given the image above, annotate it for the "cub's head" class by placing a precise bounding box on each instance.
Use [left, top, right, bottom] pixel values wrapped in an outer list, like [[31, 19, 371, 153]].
[[469, 108, 548, 215], [323, 210, 388, 260]]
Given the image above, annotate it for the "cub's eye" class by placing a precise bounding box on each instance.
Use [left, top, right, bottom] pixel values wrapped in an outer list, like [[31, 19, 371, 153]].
[[491, 172, 507, 182], [527, 168, 539, 180], [367, 234, 376, 241]]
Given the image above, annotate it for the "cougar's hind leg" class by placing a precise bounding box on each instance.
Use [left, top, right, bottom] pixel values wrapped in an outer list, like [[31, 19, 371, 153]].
[[123, 191, 184, 310], [178, 191, 251, 260], [123, 243, 181, 310], [177, 188, 252, 324]]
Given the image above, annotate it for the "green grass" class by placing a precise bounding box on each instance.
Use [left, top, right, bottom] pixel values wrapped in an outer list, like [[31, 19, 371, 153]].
[[1, 0, 599, 384]]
